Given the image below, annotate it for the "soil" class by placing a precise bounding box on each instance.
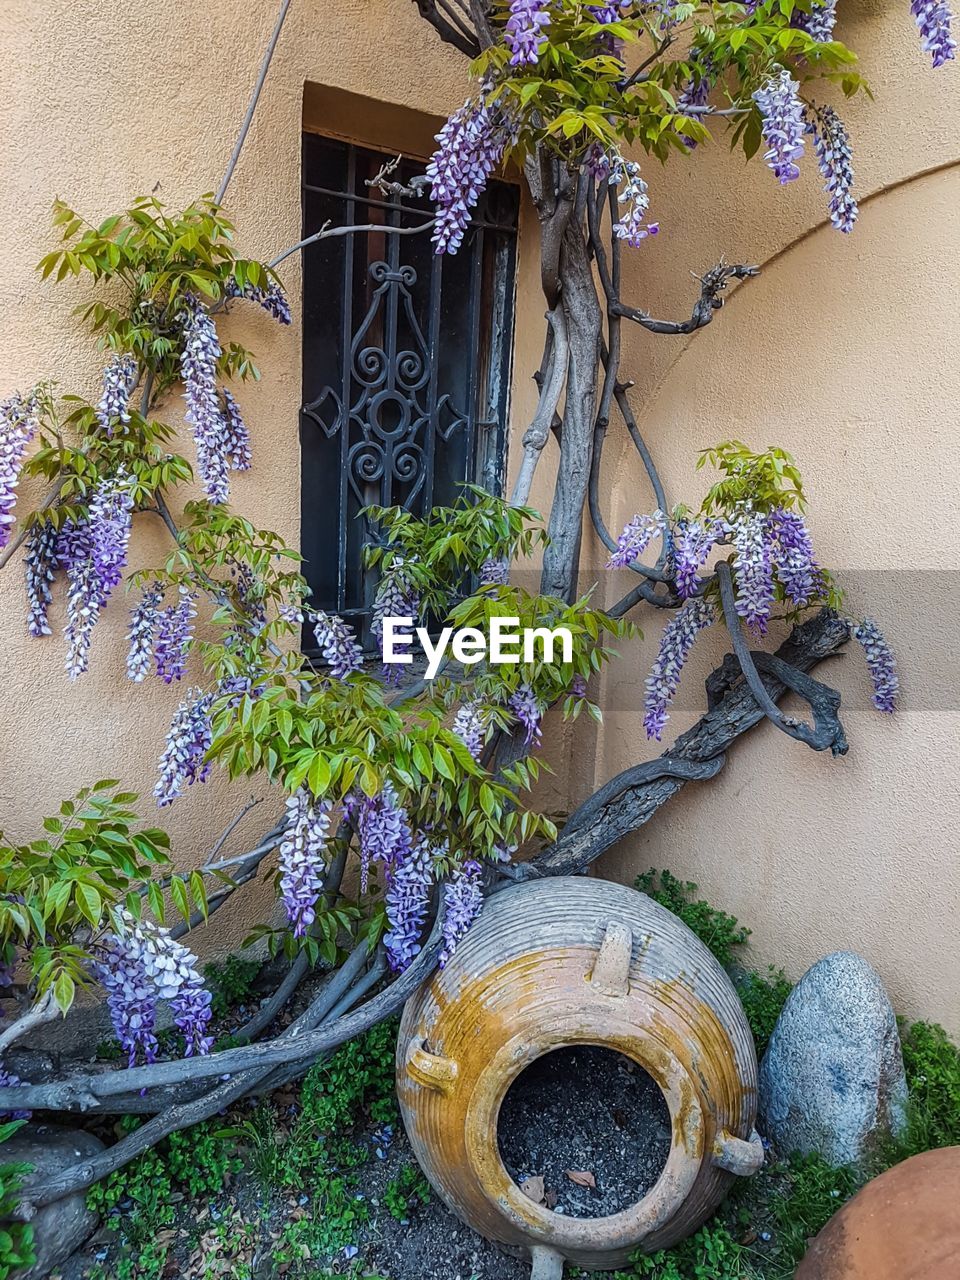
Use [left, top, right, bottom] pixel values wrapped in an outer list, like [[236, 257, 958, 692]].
[[497, 1046, 672, 1219]]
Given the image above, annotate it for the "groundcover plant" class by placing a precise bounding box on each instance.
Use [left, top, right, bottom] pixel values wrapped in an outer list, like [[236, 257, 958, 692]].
[[0, 0, 946, 1228]]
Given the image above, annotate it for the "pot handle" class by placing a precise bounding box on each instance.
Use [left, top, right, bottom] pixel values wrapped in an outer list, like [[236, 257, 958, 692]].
[[711, 1128, 765, 1176], [404, 1037, 459, 1094]]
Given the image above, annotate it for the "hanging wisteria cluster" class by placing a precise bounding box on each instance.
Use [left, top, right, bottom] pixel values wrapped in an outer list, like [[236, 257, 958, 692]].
[[853, 617, 899, 713], [313, 609, 364, 679], [427, 94, 512, 254], [383, 833, 437, 972], [154, 688, 214, 807], [439, 859, 483, 967], [24, 518, 58, 638], [911, 0, 956, 65], [609, 499, 897, 736], [645, 596, 716, 739], [505, 0, 552, 65], [278, 788, 333, 937], [753, 68, 807, 184], [371, 563, 421, 684], [94, 913, 213, 1066], [509, 681, 544, 747], [607, 509, 666, 568], [0, 392, 40, 551], [224, 276, 293, 327], [62, 473, 134, 679], [154, 587, 197, 684], [346, 782, 414, 895], [805, 103, 859, 233], [96, 354, 138, 435], [453, 698, 490, 760]]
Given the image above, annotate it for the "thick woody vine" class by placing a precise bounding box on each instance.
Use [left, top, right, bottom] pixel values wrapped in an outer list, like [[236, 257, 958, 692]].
[[0, 0, 944, 1212]]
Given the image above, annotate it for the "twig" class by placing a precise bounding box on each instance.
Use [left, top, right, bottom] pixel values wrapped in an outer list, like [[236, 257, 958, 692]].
[[206, 797, 263, 862], [215, 0, 294, 207], [716, 562, 849, 755], [0, 992, 58, 1056]]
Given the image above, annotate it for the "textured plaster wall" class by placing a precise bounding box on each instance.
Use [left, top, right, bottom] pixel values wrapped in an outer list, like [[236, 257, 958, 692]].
[[0, 1, 956, 1033], [0, 0, 556, 955], [590, 0, 960, 1035]]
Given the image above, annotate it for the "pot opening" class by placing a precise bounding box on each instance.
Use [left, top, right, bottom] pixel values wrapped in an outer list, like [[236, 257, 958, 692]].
[[496, 1045, 672, 1220]]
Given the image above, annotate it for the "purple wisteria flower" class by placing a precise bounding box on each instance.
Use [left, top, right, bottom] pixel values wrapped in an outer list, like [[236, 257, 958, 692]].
[[439, 859, 483, 967], [126, 583, 164, 681], [753, 68, 806, 184], [587, 1, 633, 18], [911, 0, 956, 65], [372, 565, 420, 684], [384, 835, 436, 972], [767, 506, 821, 607], [644, 596, 714, 739], [611, 158, 660, 246], [674, 518, 722, 599], [154, 689, 213, 806], [62, 474, 134, 679], [453, 699, 489, 761], [349, 783, 414, 894], [428, 97, 511, 255], [96, 354, 138, 435], [96, 913, 213, 1063], [224, 277, 292, 326], [732, 510, 775, 634], [792, 0, 837, 40], [805, 104, 859, 233], [154, 587, 196, 683], [313, 610, 364, 679], [24, 518, 59, 637], [608, 510, 666, 569], [279, 788, 333, 937], [509, 682, 543, 747], [480, 556, 510, 586], [179, 294, 231, 504], [676, 69, 712, 148], [221, 389, 252, 472], [505, 0, 551, 64], [0, 392, 40, 550], [853, 618, 899, 713]]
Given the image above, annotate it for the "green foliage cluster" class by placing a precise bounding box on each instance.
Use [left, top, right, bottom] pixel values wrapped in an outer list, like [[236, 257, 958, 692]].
[[220, 1019, 412, 1270], [635, 869, 750, 968], [86, 1118, 240, 1280], [897, 1019, 960, 1154], [476, 0, 866, 168], [0, 1121, 35, 1280], [383, 1163, 432, 1223], [0, 781, 203, 1013]]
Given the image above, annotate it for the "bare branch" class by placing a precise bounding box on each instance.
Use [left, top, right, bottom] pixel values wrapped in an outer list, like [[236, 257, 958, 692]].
[[611, 262, 759, 335], [215, 0, 294, 206], [0, 992, 58, 1056], [716, 562, 849, 755]]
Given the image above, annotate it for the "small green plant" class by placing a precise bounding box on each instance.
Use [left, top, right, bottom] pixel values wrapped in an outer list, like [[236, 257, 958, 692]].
[[86, 1117, 239, 1279], [897, 1020, 960, 1154], [765, 1154, 861, 1272], [203, 953, 262, 1018], [0, 1121, 35, 1280], [733, 967, 793, 1060], [629, 1223, 748, 1279], [636, 870, 751, 970], [383, 1163, 431, 1222], [271, 1181, 370, 1268]]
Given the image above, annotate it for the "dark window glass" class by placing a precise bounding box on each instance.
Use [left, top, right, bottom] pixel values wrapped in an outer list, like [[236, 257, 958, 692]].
[[300, 133, 519, 652]]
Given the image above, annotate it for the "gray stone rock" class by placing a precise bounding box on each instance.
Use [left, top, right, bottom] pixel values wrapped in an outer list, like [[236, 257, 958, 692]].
[[758, 951, 907, 1167], [2, 1124, 104, 1280]]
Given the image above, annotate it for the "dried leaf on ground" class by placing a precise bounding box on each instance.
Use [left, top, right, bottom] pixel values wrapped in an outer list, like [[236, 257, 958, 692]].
[[566, 1169, 596, 1188], [520, 1174, 546, 1203]]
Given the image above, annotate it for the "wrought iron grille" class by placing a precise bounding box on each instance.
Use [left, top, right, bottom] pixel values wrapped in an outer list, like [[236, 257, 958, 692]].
[[300, 132, 519, 652]]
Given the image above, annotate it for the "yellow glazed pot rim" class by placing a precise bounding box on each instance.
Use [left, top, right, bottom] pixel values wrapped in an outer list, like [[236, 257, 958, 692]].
[[462, 1017, 706, 1254]]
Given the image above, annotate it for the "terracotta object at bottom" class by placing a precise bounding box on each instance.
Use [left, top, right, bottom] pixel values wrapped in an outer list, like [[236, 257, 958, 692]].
[[796, 1146, 960, 1280]]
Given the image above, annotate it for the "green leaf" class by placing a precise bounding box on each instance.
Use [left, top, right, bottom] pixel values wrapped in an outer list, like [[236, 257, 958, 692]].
[[53, 971, 76, 1015]]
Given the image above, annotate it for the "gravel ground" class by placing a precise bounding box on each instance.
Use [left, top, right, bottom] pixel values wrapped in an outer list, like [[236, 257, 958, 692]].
[[498, 1046, 672, 1219]]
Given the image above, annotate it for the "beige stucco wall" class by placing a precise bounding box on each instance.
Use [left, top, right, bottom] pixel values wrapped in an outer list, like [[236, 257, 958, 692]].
[[591, 0, 960, 1036], [0, 1, 956, 1032]]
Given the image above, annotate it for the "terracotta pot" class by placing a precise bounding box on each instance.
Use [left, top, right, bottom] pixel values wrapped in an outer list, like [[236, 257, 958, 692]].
[[397, 876, 762, 1274], [795, 1146, 960, 1280]]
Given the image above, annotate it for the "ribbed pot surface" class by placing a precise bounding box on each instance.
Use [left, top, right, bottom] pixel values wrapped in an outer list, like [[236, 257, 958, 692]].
[[397, 876, 760, 1271]]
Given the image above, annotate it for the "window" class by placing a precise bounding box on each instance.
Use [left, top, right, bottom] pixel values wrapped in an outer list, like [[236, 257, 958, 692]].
[[300, 133, 519, 652]]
